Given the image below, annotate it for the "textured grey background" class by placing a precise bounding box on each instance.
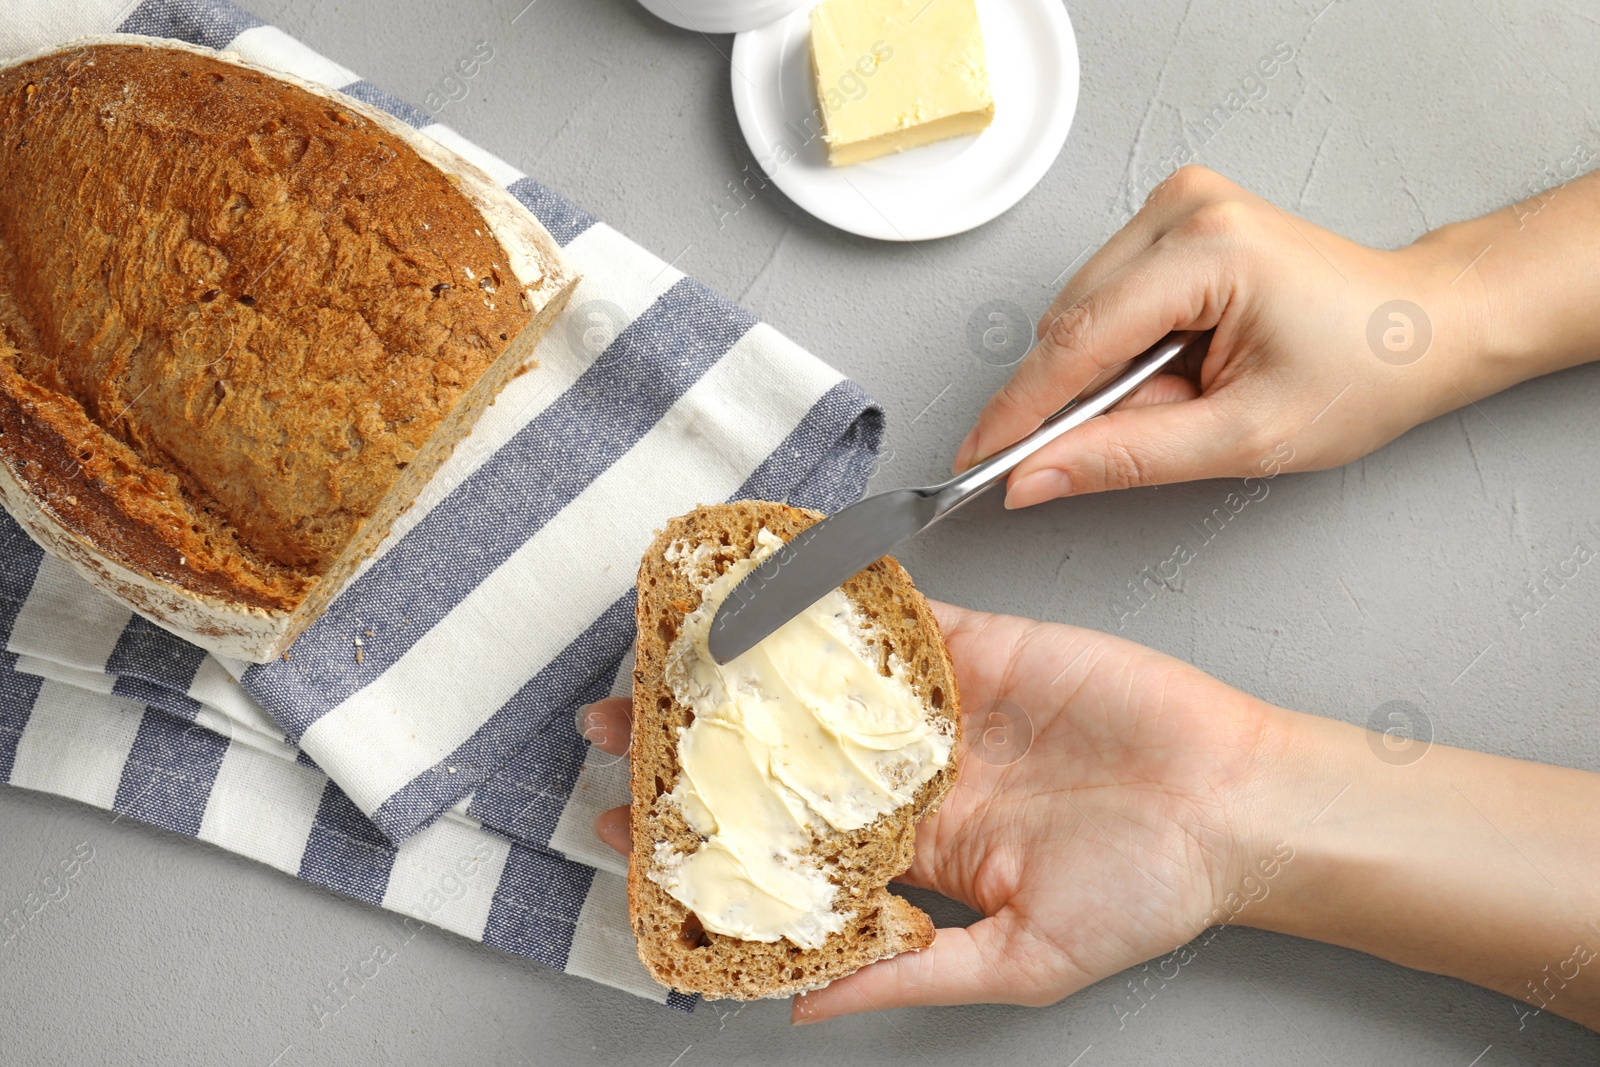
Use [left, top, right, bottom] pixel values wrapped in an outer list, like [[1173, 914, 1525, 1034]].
[[4, 0, 1600, 1062]]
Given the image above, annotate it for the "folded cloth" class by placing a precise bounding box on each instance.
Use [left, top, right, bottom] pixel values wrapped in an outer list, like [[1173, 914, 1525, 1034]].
[[0, 0, 884, 1009], [0, 642, 681, 1008]]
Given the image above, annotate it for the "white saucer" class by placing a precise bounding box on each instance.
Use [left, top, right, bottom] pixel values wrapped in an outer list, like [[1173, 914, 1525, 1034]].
[[730, 0, 1079, 242]]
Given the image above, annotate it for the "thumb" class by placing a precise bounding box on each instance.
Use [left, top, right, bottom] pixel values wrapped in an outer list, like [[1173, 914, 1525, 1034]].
[[791, 918, 1046, 1023], [1002, 393, 1248, 507]]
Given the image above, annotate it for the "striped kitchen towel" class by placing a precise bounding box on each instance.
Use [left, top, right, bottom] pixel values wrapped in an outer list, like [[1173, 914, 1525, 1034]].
[[0, 0, 883, 1008], [0, 629, 682, 1006]]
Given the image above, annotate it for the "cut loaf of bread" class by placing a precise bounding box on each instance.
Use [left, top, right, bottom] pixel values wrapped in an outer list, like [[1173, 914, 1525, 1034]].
[[0, 36, 577, 661], [629, 501, 961, 1000]]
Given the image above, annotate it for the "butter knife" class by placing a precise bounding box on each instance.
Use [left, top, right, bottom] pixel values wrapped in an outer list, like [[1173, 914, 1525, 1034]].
[[708, 330, 1208, 664]]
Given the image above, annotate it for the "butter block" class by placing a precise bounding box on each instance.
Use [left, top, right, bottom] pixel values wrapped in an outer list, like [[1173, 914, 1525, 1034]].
[[810, 0, 995, 167]]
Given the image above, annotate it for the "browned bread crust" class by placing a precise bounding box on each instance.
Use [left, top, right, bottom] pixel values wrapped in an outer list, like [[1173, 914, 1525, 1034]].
[[0, 38, 575, 655], [629, 501, 961, 1000]]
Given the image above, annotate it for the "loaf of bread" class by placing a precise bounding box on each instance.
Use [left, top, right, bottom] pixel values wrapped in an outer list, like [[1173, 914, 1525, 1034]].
[[629, 501, 961, 1000], [0, 36, 577, 661]]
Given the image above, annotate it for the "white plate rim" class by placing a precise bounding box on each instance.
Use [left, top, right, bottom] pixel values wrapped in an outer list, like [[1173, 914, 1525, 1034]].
[[635, 0, 814, 35], [730, 0, 1080, 242]]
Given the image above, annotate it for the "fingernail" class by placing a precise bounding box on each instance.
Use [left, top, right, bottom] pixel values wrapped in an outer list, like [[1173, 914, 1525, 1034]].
[[579, 705, 605, 744], [953, 427, 979, 472], [1005, 470, 1073, 509], [791, 994, 822, 1026], [594, 808, 631, 850]]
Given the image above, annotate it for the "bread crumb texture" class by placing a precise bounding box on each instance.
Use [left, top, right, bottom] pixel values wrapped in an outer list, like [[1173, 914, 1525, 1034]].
[[0, 44, 537, 610], [629, 501, 962, 1000]]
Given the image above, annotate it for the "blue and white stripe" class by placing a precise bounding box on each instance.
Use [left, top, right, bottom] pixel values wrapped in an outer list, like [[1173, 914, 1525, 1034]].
[[0, 0, 881, 1008]]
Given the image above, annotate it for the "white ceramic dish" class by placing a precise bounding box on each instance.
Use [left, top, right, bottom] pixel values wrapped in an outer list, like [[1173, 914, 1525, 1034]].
[[730, 0, 1080, 241], [635, 0, 813, 34]]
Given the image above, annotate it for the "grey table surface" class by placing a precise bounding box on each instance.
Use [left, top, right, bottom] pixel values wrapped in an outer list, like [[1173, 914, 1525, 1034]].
[[5, 0, 1600, 1063]]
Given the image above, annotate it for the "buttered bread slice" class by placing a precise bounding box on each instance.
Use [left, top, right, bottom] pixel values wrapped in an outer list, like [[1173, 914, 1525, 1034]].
[[629, 501, 961, 1000]]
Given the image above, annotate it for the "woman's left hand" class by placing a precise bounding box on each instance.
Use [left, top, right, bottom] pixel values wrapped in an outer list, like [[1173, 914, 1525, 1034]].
[[585, 600, 1278, 1023]]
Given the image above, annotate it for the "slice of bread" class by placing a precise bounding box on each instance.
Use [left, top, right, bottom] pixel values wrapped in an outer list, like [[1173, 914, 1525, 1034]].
[[629, 500, 961, 1000]]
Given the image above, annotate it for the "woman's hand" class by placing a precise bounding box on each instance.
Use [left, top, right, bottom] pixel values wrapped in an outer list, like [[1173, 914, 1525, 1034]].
[[589, 600, 1600, 1028], [957, 164, 1600, 509], [586, 600, 1280, 1023]]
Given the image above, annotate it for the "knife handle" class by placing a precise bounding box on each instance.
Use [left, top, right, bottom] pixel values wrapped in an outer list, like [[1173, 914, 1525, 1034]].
[[933, 330, 1208, 515]]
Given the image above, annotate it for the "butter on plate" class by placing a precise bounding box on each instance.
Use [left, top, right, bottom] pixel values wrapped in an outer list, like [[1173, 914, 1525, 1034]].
[[810, 0, 995, 167]]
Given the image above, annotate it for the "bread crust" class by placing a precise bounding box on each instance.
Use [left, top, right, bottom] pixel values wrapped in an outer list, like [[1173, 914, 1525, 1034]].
[[629, 501, 961, 1000], [0, 36, 577, 661]]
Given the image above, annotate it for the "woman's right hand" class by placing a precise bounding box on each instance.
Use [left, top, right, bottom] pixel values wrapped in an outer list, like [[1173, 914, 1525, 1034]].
[[955, 164, 1505, 508]]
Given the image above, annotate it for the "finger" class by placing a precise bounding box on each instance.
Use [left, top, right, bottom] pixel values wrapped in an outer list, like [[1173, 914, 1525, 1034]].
[[1001, 391, 1245, 508], [953, 167, 1237, 473], [1069, 330, 1213, 404], [1039, 199, 1169, 330], [1039, 166, 1227, 336], [955, 242, 1229, 475], [924, 599, 976, 639], [1098, 370, 1200, 411], [791, 920, 1037, 1023], [594, 805, 630, 854], [579, 698, 632, 756]]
